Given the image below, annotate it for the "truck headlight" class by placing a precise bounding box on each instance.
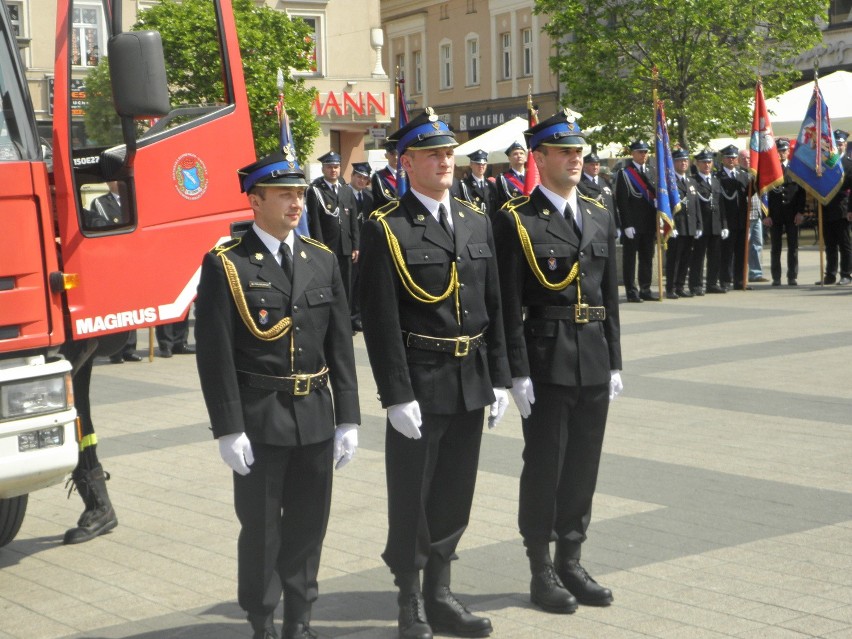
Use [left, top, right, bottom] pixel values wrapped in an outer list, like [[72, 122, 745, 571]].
[[1, 374, 70, 419]]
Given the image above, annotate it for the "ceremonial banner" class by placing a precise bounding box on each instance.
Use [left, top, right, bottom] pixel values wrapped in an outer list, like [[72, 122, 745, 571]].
[[654, 100, 681, 236], [749, 81, 784, 196], [788, 82, 844, 204], [395, 74, 410, 196]]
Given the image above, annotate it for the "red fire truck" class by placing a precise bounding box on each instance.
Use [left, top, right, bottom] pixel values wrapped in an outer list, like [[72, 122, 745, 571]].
[[0, 0, 255, 545]]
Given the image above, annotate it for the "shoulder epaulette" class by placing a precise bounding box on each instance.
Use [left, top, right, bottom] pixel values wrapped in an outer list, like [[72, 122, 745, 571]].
[[212, 237, 241, 255], [454, 196, 484, 214], [504, 195, 530, 212], [579, 193, 607, 210], [370, 200, 401, 220], [299, 236, 333, 253]]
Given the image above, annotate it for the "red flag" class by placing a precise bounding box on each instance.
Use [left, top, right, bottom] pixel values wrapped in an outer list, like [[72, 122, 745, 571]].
[[749, 81, 784, 196], [523, 93, 541, 195]]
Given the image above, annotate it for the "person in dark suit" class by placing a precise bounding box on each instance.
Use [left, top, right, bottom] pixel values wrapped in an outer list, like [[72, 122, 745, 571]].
[[306, 151, 360, 306], [665, 148, 703, 298], [689, 149, 728, 295], [460, 149, 499, 218], [578, 152, 619, 232], [497, 141, 527, 207], [349, 162, 374, 331], [764, 138, 806, 286], [818, 130, 852, 285], [716, 144, 752, 290], [372, 140, 401, 207], [492, 109, 622, 615], [359, 108, 511, 639], [195, 139, 360, 639], [615, 140, 658, 301]]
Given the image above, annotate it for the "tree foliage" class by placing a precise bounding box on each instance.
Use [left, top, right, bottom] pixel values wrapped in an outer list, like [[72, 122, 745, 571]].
[[82, 58, 122, 146], [536, 0, 827, 149], [134, 0, 319, 158]]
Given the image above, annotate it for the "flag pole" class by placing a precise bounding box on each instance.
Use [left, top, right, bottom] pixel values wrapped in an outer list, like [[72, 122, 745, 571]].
[[653, 69, 664, 301], [814, 62, 827, 284], [743, 175, 753, 290]]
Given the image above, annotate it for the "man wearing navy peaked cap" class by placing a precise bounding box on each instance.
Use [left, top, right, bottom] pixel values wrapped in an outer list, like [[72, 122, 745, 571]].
[[819, 131, 852, 284], [460, 149, 498, 218], [497, 140, 528, 206], [372, 138, 402, 207], [492, 109, 622, 615], [195, 129, 360, 639], [359, 108, 511, 639], [578, 151, 619, 232]]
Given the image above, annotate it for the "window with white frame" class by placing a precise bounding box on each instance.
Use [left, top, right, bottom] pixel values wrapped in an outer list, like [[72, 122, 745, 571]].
[[395, 53, 406, 81], [466, 36, 479, 86], [440, 41, 453, 90], [522, 28, 533, 76], [501, 32, 512, 80], [7, 1, 23, 37], [413, 50, 423, 94], [71, 3, 104, 67], [291, 14, 323, 75]]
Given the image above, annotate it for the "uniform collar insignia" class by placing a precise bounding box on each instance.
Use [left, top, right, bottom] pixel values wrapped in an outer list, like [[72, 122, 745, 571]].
[[254, 253, 264, 260]]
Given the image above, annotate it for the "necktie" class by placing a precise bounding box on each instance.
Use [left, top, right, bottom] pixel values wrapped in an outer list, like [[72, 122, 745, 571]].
[[438, 204, 454, 239], [280, 241, 293, 282], [566, 202, 581, 236]]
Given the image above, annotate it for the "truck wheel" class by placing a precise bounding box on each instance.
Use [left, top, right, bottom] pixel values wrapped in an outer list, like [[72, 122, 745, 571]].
[[0, 495, 28, 548]]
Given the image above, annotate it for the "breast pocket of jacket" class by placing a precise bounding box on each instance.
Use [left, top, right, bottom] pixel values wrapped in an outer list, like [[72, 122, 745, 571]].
[[406, 248, 451, 294], [465, 242, 492, 277], [533, 243, 574, 276], [303, 286, 334, 331], [590, 242, 609, 262], [244, 289, 287, 328]]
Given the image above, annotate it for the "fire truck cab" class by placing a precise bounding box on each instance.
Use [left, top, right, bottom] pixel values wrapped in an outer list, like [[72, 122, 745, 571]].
[[0, 0, 255, 546]]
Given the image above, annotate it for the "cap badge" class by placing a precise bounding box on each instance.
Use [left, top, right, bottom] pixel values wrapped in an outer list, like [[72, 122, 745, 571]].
[[426, 107, 438, 122]]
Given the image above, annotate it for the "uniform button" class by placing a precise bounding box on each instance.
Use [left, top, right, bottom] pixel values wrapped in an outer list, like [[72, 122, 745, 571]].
[[460, 283, 465, 289], [298, 347, 303, 353], [293, 305, 299, 312], [319, 293, 324, 299], [424, 254, 429, 260], [478, 248, 483, 254], [260, 297, 266, 303], [456, 256, 462, 262], [549, 249, 554, 254], [463, 310, 469, 316], [295, 326, 301, 332], [580, 251, 585, 257], [581, 272, 586, 277]]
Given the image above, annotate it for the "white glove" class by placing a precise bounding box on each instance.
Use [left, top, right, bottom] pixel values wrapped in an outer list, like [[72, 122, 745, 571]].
[[488, 388, 510, 429], [609, 370, 624, 402], [670, 229, 678, 238], [695, 229, 703, 239], [616, 228, 622, 240], [721, 228, 730, 240], [388, 401, 423, 439], [218, 432, 254, 476], [510, 377, 536, 419], [624, 227, 636, 239], [334, 423, 358, 470]]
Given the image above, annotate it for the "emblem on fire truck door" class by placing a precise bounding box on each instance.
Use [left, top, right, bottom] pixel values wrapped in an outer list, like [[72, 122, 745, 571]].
[[173, 153, 209, 200]]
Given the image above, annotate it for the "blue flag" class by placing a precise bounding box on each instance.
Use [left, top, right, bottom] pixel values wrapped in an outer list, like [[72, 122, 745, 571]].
[[654, 101, 681, 236], [395, 74, 410, 197], [788, 84, 844, 205]]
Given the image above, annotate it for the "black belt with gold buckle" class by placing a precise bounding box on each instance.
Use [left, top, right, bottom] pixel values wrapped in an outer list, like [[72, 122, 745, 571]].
[[237, 369, 329, 396], [527, 305, 606, 324], [403, 331, 485, 357]]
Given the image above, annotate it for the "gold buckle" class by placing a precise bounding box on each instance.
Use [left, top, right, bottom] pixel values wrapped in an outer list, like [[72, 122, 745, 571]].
[[574, 303, 590, 324], [454, 336, 471, 357], [292, 374, 311, 396]]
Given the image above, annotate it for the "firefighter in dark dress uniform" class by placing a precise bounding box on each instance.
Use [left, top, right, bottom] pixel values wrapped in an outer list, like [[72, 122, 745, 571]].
[[497, 141, 527, 207], [459, 149, 499, 218], [194, 126, 360, 639], [689, 149, 728, 295], [578, 152, 619, 231], [665, 148, 703, 298], [372, 139, 401, 207], [359, 108, 511, 639], [492, 109, 623, 615]]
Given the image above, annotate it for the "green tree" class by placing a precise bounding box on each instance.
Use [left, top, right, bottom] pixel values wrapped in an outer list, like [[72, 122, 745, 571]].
[[134, 0, 318, 158], [82, 58, 122, 146], [536, 0, 827, 149]]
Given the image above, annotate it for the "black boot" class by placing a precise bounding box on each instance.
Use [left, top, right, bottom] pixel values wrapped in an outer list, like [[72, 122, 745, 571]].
[[554, 543, 613, 606], [283, 596, 317, 639], [63, 464, 118, 545], [423, 558, 492, 637], [248, 613, 278, 639], [526, 544, 577, 614], [395, 571, 433, 639]]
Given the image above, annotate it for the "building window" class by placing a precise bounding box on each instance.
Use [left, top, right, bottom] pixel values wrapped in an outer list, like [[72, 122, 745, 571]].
[[290, 13, 323, 75], [440, 41, 453, 90], [440, 3, 449, 20], [413, 50, 422, 94], [501, 32, 512, 80], [522, 28, 533, 76], [829, 0, 852, 24], [71, 4, 103, 67], [466, 37, 479, 86], [466, 0, 477, 14], [396, 53, 406, 81], [7, 2, 23, 37]]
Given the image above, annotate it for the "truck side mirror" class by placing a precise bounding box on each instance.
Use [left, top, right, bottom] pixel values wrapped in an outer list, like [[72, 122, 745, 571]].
[[108, 31, 171, 118]]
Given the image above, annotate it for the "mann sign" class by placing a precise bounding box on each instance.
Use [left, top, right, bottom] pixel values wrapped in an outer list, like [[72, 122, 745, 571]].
[[313, 91, 388, 118]]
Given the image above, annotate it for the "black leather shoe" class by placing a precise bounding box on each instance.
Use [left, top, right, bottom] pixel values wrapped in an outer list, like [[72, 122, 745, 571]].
[[172, 343, 196, 354], [398, 593, 433, 639], [690, 287, 705, 297], [733, 284, 752, 290], [815, 277, 837, 285], [282, 622, 317, 639], [249, 614, 278, 639], [721, 282, 733, 291], [530, 564, 577, 614], [626, 292, 643, 303], [664, 290, 678, 299], [675, 288, 693, 298], [557, 560, 613, 606], [771, 280, 781, 286], [788, 279, 797, 286], [159, 348, 173, 358], [706, 285, 726, 294], [425, 586, 492, 637], [109, 355, 124, 364], [123, 352, 143, 362], [351, 318, 363, 332], [639, 290, 659, 301]]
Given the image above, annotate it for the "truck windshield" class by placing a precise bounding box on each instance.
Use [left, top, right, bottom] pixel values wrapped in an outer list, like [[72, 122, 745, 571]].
[[0, 5, 32, 163]]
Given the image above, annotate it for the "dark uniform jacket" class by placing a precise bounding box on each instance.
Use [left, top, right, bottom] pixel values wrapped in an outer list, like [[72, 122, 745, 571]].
[[359, 191, 511, 414], [693, 172, 726, 235], [195, 228, 359, 447], [351, 186, 375, 227], [674, 174, 703, 236], [614, 164, 657, 234], [460, 174, 499, 219], [306, 178, 359, 256], [87, 193, 128, 228], [497, 170, 526, 207], [716, 167, 751, 231], [824, 156, 852, 221], [767, 164, 806, 223], [493, 188, 622, 387], [578, 174, 620, 232], [371, 167, 398, 207]]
